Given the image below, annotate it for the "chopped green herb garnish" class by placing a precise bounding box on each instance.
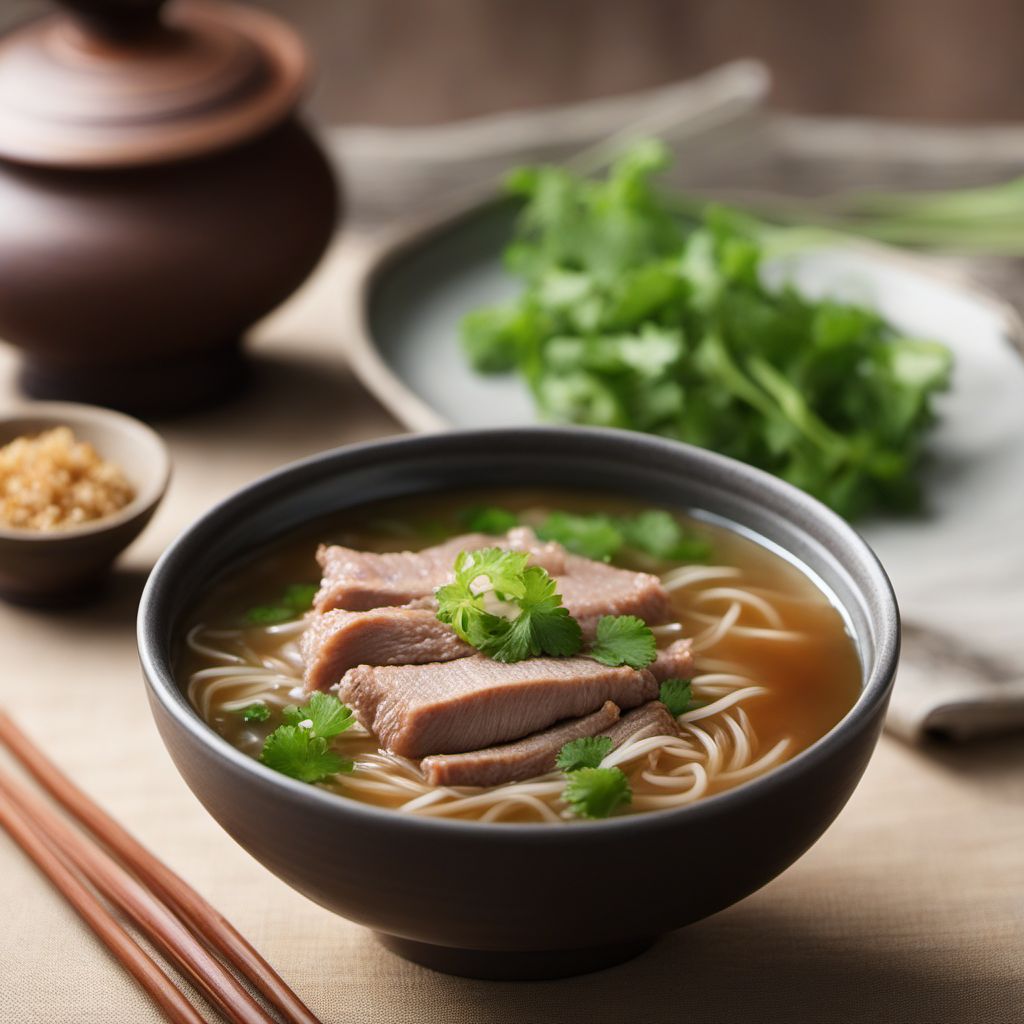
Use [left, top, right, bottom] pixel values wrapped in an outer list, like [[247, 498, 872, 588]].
[[259, 693, 355, 784], [282, 691, 355, 738], [617, 510, 711, 563], [244, 582, 318, 625], [459, 141, 953, 520], [435, 548, 582, 662], [555, 735, 613, 773], [562, 766, 632, 819], [589, 614, 657, 669], [537, 511, 622, 561], [461, 505, 520, 535], [239, 703, 270, 723], [659, 678, 695, 717], [260, 727, 352, 784]]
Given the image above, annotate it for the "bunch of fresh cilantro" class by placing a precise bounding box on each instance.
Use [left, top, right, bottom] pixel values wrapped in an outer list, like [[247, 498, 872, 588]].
[[460, 140, 953, 520]]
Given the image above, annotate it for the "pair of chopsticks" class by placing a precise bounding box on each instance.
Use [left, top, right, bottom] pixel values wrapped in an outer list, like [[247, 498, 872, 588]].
[[0, 713, 322, 1024]]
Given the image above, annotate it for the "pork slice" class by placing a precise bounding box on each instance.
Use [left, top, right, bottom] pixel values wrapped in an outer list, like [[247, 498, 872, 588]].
[[300, 607, 473, 691], [420, 701, 621, 787], [650, 639, 695, 681], [604, 701, 680, 749], [340, 655, 660, 758], [314, 528, 565, 613], [556, 553, 674, 634]]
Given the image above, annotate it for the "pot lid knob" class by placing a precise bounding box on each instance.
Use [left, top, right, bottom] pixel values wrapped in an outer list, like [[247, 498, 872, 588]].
[[0, 0, 309, 168]]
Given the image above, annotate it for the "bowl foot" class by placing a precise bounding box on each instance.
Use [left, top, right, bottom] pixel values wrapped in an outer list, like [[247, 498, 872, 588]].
[[18, 341, 249, 417], [375, 932, 657, 980]]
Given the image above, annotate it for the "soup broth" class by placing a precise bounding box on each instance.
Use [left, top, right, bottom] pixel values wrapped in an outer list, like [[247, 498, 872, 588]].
[[180, 489, 862, 822]]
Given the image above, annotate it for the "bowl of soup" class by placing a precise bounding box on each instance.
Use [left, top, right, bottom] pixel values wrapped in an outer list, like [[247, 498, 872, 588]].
[[138, 427, 898, 980]]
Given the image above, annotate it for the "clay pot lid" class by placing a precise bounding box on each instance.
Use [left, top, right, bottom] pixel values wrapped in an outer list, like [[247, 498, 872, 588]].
[[0, 0, 308, 168]]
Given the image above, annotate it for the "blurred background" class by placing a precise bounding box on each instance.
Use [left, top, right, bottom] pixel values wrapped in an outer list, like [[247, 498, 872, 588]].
[[7, 0, 1024, 125]]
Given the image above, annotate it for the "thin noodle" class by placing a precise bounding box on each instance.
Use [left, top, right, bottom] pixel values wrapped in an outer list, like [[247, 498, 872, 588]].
[[692, 587, 784, 628]]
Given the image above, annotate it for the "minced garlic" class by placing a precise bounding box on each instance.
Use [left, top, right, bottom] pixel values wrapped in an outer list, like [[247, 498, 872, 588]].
[[0, 426, 135, 531]]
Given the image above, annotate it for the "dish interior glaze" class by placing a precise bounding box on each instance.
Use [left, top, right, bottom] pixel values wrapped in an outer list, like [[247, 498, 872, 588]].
[[179, 488, 861, 823]]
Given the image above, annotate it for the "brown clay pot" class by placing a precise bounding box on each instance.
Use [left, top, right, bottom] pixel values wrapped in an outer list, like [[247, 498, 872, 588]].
[[0, 1, 338, 414]]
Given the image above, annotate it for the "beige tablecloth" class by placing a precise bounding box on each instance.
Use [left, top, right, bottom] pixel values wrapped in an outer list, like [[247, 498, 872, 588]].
[[0, 238, 1021, 1024]]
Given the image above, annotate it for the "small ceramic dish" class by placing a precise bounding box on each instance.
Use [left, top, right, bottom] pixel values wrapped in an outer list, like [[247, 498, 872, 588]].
[[138, 427, 898, 981], [0, 402, 170, 605]]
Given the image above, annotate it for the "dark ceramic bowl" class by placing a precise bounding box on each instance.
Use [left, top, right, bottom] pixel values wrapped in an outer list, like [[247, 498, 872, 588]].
[[138, 428, 899, 980]]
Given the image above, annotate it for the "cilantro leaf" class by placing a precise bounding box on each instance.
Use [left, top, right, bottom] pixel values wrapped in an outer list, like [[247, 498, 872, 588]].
[[562, 767, 632, 819], [259, 726, 353, 783], [537, 511, 623, 561], [260, 694, 356, 784], [282, 692, 354, 739], [556, 736, 613, 773], [245, 582, 318, 625], [617, 510, 711, 563], [436, 551, 582, 662], [659, 678, 695, 717], [461, 506, 520, 534], [239, 703, 270, 723], [589, 615, 656, 669]]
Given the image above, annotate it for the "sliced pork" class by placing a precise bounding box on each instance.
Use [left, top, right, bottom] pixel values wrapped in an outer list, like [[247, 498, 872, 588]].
[[604, 700, 681, 749], [314, 529, 565, 613], [420, 701, 621, 788], [340, 655, 661, 758], [301, 607, 472, 691], [651, 639, 695, 681], [557, 553, 674, 633]]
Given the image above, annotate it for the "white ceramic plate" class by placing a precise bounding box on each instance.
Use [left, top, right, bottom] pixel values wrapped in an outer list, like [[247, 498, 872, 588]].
[[341, 199, 1024, 739]]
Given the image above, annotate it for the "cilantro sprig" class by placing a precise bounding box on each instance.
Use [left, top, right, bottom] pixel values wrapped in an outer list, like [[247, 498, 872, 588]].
[[555, 734, 632, 819], [244, 583, 318, 626], [435, 548, 582, 663], [460, 505, 710, 564], [239, 703, 270, 723], [259, 693, 355, 784], [589, 615, 656, 669], [555, 736, 612, 773], [659, 678, 698, 717], [562, 767, 632, 819]]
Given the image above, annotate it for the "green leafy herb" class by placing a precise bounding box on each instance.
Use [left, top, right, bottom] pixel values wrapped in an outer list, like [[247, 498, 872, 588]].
[[260, 727, 352, 784], [282, 691, 355, 739], [617, 510, 711, 563], [436, 548, 582, 662], [239, 703, 270, 723], [458, 504, 711, 564], [259, 693, 355, 784], [562, 767, 632, 819], [659, 678, 695, 717], [459, 142, 953, 520], [461, 505, 520, 535], [244, 583, 318, 625], [589, 615, 656, 669], [537, 511, 623, 561], [555, 735, 613, 773]]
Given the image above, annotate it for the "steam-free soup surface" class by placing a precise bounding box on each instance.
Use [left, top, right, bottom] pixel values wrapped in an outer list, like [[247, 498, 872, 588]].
[[180, 489, 861, 822]]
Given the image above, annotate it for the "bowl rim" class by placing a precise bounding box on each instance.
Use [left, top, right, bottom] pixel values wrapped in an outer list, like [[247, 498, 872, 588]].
[[0, 401, 171, 543], [138, 425, 900, 838]]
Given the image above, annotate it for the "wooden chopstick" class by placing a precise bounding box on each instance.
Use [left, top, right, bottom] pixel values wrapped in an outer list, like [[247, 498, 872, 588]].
[[0, 787, 207, 1024], [0, 713, 321, 1024], [0, 767, 276, 1024]]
